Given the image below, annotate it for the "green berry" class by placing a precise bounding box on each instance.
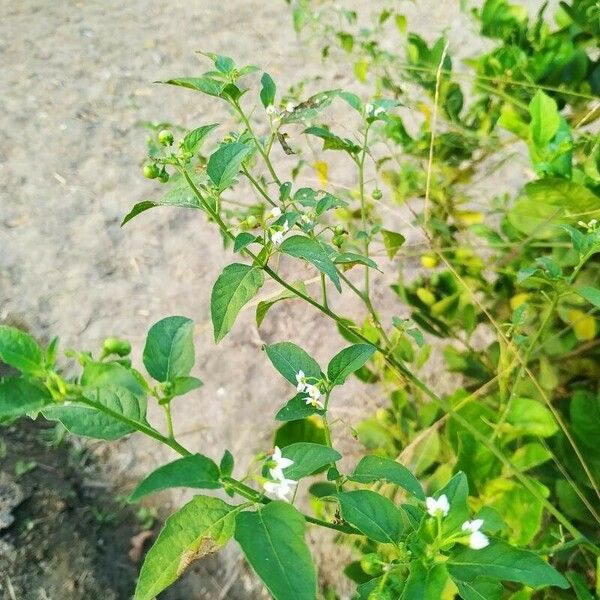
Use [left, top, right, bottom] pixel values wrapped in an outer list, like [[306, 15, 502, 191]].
[[245, 215, 258, 228], [158, 169, 170, 183], [361, 553, 383, 576], [372, 188, 383, 200], [102, 337, 131, 357], [332, 234, 344, 248], [158, 129, 174, 146], [143, 164, 159, 179], [334, 224, 346, 235]]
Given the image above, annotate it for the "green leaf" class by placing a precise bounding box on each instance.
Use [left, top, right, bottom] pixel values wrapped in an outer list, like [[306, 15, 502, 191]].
[[279, 235, 341, 292], [280, 90, 340, 124], [510, 443, 552, 472], [211, 264, 264, 342], [507, 398, 558, 438], [529, 90, 560, 148], [207, 142, 251, 191], [182, 124, 219, 154], [349, 455, 424, 500], [235, 502, 317, 600], [509, 179, 600, 238], [576, 286, 600, 310], [402, 561, 449, 599], [43, 386, 147, 440], [233, 232, 257, 253], [121, 201, 159, 226], [381, 229, 406, 259], [333, 252, 379, 270], [162, 77, 224, 97], [448, 541, 569, 589], [453, 578, 503, 600], [171, 376, 203, 397], [437, 471, 470, 533], [265, 342, 321, 385], [122, 172, 207, 225], [135, 496, 240, 600], [80, 361, 145, 396], [143, 316, 195, 383], [129, 455, 220, 501], [220, 449, 234, 477], [274, 418, 327, 447], [337, 490, 403, 544], [256, 282, 307, 328], [276, 393, 325, 422], [0, 378, 52, 420], [0, 326, 44, 375], [303, 126, 359, 154], [327, 344, 376, 386], [260, 73, 276, 108], [280, 442, 341, 480]]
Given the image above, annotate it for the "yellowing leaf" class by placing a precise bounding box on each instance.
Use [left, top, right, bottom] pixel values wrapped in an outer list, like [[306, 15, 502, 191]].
[[354, 59, 369, 83], [568, 309, 597, 341], [454, 210, 483, 226], [314, 160, 328, 187], [510, 293, 531, 311]]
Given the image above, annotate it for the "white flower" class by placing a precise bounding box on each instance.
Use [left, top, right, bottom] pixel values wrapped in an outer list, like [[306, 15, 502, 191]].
[[266, 104, 277, 116], [462, 519, 489, 549], [286, 102, 296, 113], [269, 446, 294, 480], [271, 230, 285, 246], [301, 213, 311, 224], [267, 206, 282, 220], [263, 477, 297, 502], [296, 370, 307, 392], [425, 494, 450, 517], [304, 383, 324, 410], [365, 103, 374, 115], [373, 106, 385, 116], [282, 220, 290, 233]]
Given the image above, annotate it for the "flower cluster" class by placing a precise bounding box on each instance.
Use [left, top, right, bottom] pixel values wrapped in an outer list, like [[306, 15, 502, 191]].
[[263, 446, 297, 502], [266, 206, 289, 246], [296, 370, 324, 409], [425, 494, 489, 550]]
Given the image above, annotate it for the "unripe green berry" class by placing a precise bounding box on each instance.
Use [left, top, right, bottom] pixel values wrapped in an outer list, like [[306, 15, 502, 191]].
[[332, 234, 344, 248], [360, 553, 383, 576], [143, 164, 159, 179], [334, 224, 346, 235], [246, 215, 258, 228], [158, 169, 170, 183], [158, 129, 174, 146], [372, 188, 383, 200], [102, 337, 131, 357]]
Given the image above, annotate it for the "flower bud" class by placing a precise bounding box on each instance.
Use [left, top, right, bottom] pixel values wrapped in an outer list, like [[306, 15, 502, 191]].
[[158, 129, 174, 146], [371, 188, 383, 200]]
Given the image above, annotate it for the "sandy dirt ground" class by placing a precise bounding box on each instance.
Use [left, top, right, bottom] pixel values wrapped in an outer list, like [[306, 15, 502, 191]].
[[1, 1, 544, 598]]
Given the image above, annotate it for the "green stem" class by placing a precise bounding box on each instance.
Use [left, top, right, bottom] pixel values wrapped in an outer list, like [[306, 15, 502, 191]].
[[492, 293, 559, 442], [356, 125, 371, 296], [178, 161, 598, 552], [242, 165, 277, 207], [164, 403, 174, 439], [320, 273, 329, 309], [233, 101, 281, 186]]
